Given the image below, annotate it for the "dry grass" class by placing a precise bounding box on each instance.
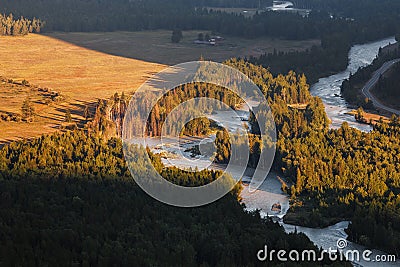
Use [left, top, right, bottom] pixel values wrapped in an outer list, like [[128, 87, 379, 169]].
[[347, 110, 391, 125], [288, 103, 308, 110], [0, 34, 165, 102], [48, 31, 320, 65], [0, 80, 70, 144], [0, 33, 165, 145]]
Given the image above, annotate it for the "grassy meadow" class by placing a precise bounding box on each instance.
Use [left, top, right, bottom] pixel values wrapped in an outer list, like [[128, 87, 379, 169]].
[[0, 31, 319, 145], [0, 33, 165, 145], [48, 30, 320, 65]]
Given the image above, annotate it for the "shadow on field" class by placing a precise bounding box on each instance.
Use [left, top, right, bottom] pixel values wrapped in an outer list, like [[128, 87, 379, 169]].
[[45, 31, 320, 66]]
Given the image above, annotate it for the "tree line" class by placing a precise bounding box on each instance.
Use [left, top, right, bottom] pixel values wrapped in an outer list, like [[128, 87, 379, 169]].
[[1, 0, 397, 41], [0, 13, 44, 36]]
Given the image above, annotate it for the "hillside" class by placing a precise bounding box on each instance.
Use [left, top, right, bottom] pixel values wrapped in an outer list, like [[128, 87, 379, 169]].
[[0, 34, 165, 145]]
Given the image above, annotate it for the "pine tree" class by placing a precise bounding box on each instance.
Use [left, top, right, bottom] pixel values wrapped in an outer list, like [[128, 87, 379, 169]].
[[21, 97, 35, 122], [83, 106, 90, 120], [171, 29, 183, 43], [65, 109, 72, 123], [121, 92, 127, 102]]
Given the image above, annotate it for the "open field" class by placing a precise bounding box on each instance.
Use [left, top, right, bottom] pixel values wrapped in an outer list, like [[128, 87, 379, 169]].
[[48, 31, 320, 65], [288, 103, 308, 110], [0, 33, 165, 145], [346, 110, 391, 125], [0, 34, 165, 101], [0, 31, 319, 145]]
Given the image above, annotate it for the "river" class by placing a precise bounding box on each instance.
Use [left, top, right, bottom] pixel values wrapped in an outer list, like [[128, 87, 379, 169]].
[[241, 37, 399, 266], [267, 1, 311, 16], [241, 172, 399, 266], [145, 37, 399, 266], [310, 36, 396, 132]]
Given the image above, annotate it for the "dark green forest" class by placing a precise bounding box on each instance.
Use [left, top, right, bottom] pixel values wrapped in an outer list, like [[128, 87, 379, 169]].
[[0, 0, 313, 37], [0, 131, 350, 266], [78, 59, 400, 256]]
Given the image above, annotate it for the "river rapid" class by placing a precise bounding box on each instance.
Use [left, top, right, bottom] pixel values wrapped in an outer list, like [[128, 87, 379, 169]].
[[241, 37, 399, 266], [310, 36, 396, 132], [145, 37, 399, 266]]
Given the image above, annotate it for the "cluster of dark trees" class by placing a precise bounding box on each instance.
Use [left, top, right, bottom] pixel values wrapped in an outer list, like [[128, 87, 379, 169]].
[[250, 35, 348, 83], [86, 93, 128, 138], [341, 44, 400, 107], [181, 117, 216, 137], [21, 97, 35, 122], [0, 130, 350, 266], [211, 60, 400, 256], [0, 13, 43, 36]]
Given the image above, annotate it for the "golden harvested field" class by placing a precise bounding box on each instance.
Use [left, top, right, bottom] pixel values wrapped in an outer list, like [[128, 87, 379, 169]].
[[0, 33, 165, 145]]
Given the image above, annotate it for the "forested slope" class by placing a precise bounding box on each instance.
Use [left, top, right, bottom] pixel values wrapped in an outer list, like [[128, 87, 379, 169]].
[[0, 130, 349, 266]]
